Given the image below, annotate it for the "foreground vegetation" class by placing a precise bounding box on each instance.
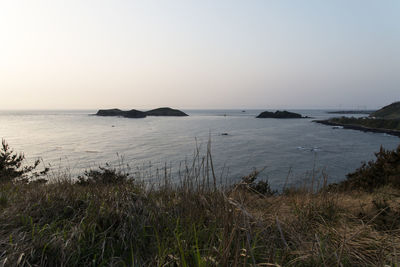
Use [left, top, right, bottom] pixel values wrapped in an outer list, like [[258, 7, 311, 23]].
[[0, 140, 400, 266]]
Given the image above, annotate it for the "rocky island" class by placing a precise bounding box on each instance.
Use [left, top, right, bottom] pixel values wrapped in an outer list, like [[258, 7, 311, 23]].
[[95, 107, 188, 118], [315, 102, 400, 137], [145, 107, 188, 116], [256, 110, 309, 119], [96, 109, 146, 118]]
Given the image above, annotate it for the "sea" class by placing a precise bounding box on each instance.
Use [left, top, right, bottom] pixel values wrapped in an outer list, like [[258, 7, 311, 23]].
[[0, 109, 399, 189]]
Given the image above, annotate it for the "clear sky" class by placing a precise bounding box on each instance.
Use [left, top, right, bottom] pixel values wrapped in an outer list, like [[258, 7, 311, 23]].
[[1, 0, 399, 110]]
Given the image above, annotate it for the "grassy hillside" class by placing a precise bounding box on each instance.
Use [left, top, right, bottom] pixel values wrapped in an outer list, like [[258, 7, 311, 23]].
[[370, 101, 400, 120], [1, 176, 400, 266]]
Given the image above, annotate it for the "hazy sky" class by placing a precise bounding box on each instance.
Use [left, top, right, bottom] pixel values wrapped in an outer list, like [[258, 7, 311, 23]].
[[1, 1, 399, 109]]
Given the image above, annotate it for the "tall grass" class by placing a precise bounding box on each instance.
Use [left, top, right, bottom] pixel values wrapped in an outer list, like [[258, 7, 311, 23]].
[[0, 140, 399, 266]]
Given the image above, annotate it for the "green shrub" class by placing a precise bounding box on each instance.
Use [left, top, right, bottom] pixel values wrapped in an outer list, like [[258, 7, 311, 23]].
[[0, 139, 48, 183], [340, 144, 400, 191], [77, 164, 130, 185], [238, 170, 276, 196]]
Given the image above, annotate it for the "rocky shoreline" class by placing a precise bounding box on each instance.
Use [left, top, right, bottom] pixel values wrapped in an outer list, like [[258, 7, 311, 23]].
[[314, 119, 400, 137]]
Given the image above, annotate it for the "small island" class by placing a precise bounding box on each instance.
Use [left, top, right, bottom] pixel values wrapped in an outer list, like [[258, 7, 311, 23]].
[[95, 107, 188, 118], [315, 101, 400, 137], [256, 110, 309, 119], [145, 107, 188, 117]]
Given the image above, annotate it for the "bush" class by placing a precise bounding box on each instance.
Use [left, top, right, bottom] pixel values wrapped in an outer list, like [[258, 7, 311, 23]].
[[0, 139, 48, 183], [340, 144, 400, 191], [77, 164, 131, 185], [237, 170, 276, 196]]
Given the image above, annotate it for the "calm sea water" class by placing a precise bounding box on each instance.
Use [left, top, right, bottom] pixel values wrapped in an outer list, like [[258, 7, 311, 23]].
[[0, 109, 398, 189]]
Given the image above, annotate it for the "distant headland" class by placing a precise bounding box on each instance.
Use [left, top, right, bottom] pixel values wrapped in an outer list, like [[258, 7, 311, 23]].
[[256, 110, 310, 119], [95, 107, 188, 118], [326, 110, 375, 115], [315, 101, 400, 137]]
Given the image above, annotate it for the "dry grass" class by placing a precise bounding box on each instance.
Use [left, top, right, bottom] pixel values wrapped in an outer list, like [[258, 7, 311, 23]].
[[0, 175, 399, 266]]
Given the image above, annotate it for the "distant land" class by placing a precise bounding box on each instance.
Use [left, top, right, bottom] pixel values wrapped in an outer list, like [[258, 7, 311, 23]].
[[326, 110, 375, 115], [315, 101, 400, 137], [95, 107, 188, 118], [256, 110, 309, 119]]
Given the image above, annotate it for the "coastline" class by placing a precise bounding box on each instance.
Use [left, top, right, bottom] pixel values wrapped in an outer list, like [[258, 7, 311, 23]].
[[313, 119, 400, 137]]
